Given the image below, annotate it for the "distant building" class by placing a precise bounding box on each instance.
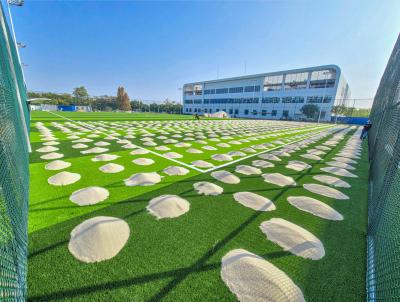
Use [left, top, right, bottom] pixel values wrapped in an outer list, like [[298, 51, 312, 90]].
[[182, 65, 350, 121]]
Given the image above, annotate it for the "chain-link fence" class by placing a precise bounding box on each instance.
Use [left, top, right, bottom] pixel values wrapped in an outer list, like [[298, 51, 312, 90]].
[[0, 2, 30, 301], [367, 34, 400, 300]]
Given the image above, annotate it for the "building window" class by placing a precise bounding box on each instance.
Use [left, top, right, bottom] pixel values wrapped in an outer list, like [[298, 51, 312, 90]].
[[244, 109, 249, 115], [271, 110, 277, 117], [189, 108, 192, 112], [216, 88, 229, 94], [185, 108, 188, 112], [194, 99, 202, 104], [204, 99, 210, 104], [234, 109, 239, 114], [184, 99, 193, 104], [282, 110, 289, 118], [204, 108, 208, 113], [193, 84, 202, 95], [229, 109, 233, 114], [194, 108, 197, 112], [209, 109, 212, 113], [204, 89, 215, 95], [262, 97, 280, 103], [261, 110, 267, 116], [320, 111, 326, 119], [284, 72, 308, 90], [282, 96, 304, 103], [252, 110, 257, 115], [229, 87, 244, 93], [264, 75, 283, 91], [310, 69, 336, 89], [306, 96, 333, 103], [244, 85, 261, 92]]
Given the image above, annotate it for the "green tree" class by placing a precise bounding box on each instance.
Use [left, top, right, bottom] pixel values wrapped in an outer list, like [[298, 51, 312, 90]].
[[300, 104, 319, 119], [116, 86, 131, 111], [72, 86, 89, 99]]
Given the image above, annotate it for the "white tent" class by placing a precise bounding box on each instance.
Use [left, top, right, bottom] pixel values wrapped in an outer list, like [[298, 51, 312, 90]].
[[204, 111, 229, 118]]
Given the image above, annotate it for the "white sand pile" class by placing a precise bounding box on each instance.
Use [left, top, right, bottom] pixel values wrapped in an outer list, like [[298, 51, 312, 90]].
[[233, 192, 275, 211], [163, 166, 190, 176], [122, 143, 138, 149], [332, 156, 357, 164], [45, 160, 71, 170], [81, 147, 109, 154], [320, 166, 358, 178], [285, 160, 311, 172], [147, 195, 190, 219], [326, 161, 355, 170], [91, 154, 119, 162], [155, 146, 170, 151], [43, 141, 60, 146], [40, 152, 64, 160], [271, 150, 290, 157], [252, 160, 274, 168], [202, 145, 217, 151], [164, 152, 183, 159], [315, 145, 331, 151], [68, 216, 130, 263], [72, 138, 92, 143], [175, 142, 191, 148], [336, 152, 360, 159], [221, 249, 305, 302], [313, 175, 350, 188], [72, 143, 88, 149], [217, 143, 230, 148], [186, 148, 203, 154], [164, 139, 178, 144], [132, 158, 154, 166], [211, 154, 233, 162], [48, 171, 81, 186], [99, 163, 125, 173], [193, 182, 223, 195], [235, 165, 262, 175], [260, 218, 325, 260], [300, 153, 321, 161], [258, 153, 281, 161], [303, 183, 349, 200], [241, 147, 256, 153], [228, 151, 246, 157], [288, 196, 343, 221], [211, 170, 240, 184], [130, 149, 150, 155], [70, 186, 109, 206], [124, 172, 162, 186], [36, 146, 59, 153], [143, 141, 157, 147], [191, 160, 214, 168], [94, 141, 110, 147], [262, 173, 296, 187]]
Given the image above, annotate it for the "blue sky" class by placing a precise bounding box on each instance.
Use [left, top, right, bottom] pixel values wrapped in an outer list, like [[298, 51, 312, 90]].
[[5, 0, 400, 107]]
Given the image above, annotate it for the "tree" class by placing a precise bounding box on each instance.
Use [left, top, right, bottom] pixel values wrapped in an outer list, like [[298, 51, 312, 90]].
[[72, 86, 89, 99], [300, 104, 319, 119], [116, 86, 131, 111]]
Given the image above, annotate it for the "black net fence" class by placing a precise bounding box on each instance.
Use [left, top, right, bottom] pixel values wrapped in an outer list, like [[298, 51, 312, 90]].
[[367, 34, 400, 300], [0, 2, 30, 301]]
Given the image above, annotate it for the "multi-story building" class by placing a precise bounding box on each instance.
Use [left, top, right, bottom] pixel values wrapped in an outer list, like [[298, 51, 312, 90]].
[[182, 65, 350, 121]]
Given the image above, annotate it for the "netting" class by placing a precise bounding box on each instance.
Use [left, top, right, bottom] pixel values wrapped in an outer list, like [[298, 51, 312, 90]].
[[367, 34, 400, 300], [0, 3, 30, 301]]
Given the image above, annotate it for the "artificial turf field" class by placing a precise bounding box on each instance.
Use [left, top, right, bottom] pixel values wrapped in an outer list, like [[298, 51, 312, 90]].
[[28, 111, 367, 301]]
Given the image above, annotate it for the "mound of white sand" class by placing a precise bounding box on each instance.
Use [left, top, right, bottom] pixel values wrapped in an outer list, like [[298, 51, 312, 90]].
[[72, 143, 88, 149], [132, 158, 154, 166], [262, 173, 296, 187], [48, 171, 81, 186], [130, 149, 150, 155], [70, 186, 109, 206], [235, 165, 262, 175], [251, 160, 274, 168], [285, 160, 311, 172], [191, 160, 214, 168], [155, 146, 170, 151], [81, 147, 109, 154], [260, 218, 325, 260], [211, 170, 240, 184], [164, 152, 183, 159], [99, 163, 125, 173], [217, 143, 230, 148], [258, 153, 281, 161], [303, 183, 349, 200], [300, 153, 321, 161], [288, 196, 343, 220], [43, 141, 60, 146], [124, 172, 161, 186], [211, 154, 233, 162], [221, 249, 305, 302], [45, 160, 71, 171], [40, 152, 64, 160], [202, 145, 217, 151], [147, 195, 190, 219], [68, 216, 130, 263], [233, 192, 275, 211], [332, 156, 357, 164], [36, 145, 59, 153], [320, 166, 358, 178], [94, 141, 110, 147], [313, 175, 350, 188], [91, 154, 119, 162], [163, 166, 190, 176], [186, 148, 203, 154], [326, 161, 355, 170], [241, 147, 257, 153], [228, 151, 246, 157], [193, 181, 223, 195]]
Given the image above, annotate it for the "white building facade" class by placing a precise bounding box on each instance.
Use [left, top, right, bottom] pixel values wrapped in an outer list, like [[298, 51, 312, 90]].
[[182, 65, 350, 121]]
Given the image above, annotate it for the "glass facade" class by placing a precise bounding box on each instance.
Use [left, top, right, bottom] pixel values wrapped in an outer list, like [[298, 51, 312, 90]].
[[263, 75, 283, 91], [309, 69, 336, 89], [284, 72, 308, 90]]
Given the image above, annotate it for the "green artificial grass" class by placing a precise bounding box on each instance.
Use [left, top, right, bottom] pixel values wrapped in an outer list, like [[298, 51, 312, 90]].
[[28, 113, 368, 302]]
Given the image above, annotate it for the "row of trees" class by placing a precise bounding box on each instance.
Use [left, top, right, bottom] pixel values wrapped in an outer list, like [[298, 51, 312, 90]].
[[28, 86, 183, 113]]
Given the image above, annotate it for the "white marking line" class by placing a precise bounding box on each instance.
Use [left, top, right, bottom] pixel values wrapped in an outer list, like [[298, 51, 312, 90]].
[[43, 111, 335, 174]]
